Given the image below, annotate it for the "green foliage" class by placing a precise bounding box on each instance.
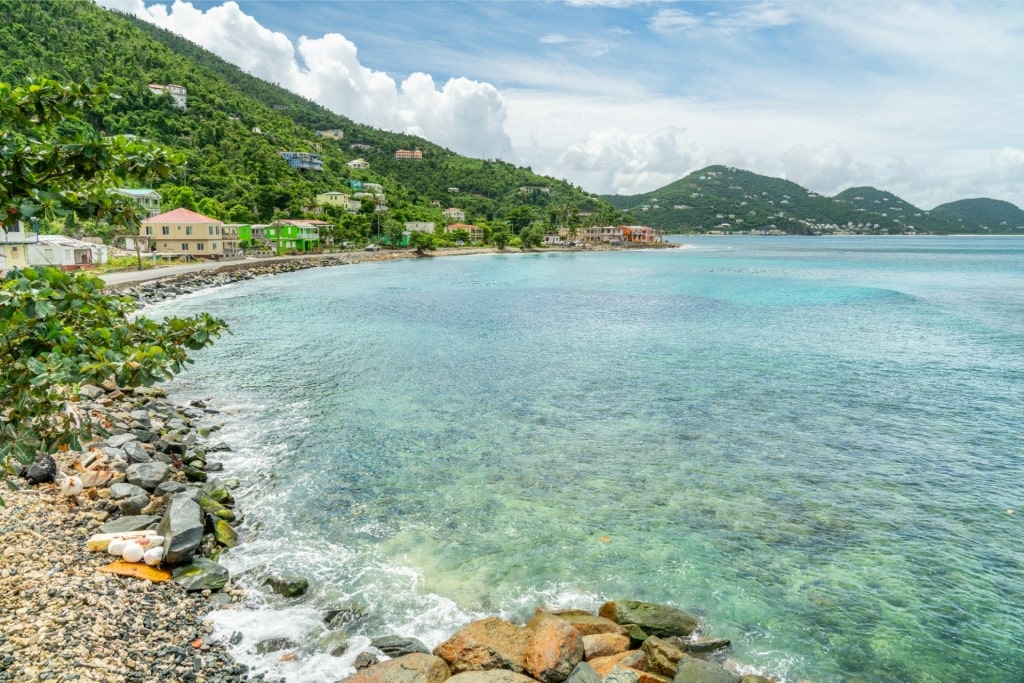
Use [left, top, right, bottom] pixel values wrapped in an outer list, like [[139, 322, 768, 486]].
[[0, 267, 226, 487], [409, 230, 435, 253], [931, 198, 1024, 233]]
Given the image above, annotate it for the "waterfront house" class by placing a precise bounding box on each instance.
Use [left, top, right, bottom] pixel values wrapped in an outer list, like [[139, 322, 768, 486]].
[[264, 220, 322, 253], [140, 208, 227, 259], [405, 221, 436, 233], [445, 223, 484, 242], [622, 225, 656, 243]]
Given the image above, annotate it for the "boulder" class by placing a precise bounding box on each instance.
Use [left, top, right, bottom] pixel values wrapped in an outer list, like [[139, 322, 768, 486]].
[[434, 617, 531, 674], [605, 668, 641, 683], [213, 519, 238, 548], [117, 493, 152, 517], [371, 635, 431, 657], [109, 482, 149, 500], [263, 571, 309, 598], [586, 650, 647, 678], [125, 462, 170, 491], [157, 493, 204, 565], [565, 662, 602, 683], [78, 384, 105, 400], [599, 601, 700, 638], [524, 615, 584, 683], [447, 672, 537, 683], [103, 433, 138, 450], [97, 515, 159, 534], [548, 614, 628, 638], [582, 633, 631, 660], [123, 441, 152, 464], [673, 660, 740, 683], [255, 637, 298, 654], [340, 653, 451, 683], [641, 637, 689, 678], [172, 557, 229, 592]]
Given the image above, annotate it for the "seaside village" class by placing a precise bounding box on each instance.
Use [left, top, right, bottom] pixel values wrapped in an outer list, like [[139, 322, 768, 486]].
[[0, 131, 659, 273]]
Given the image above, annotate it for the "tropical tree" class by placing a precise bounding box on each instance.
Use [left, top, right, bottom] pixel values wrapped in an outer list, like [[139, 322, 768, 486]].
[[409, 230, 435, 255]]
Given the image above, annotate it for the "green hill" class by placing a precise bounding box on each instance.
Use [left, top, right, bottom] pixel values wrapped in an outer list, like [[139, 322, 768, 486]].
[[931, 198, 1024, 233], [604, 167, 1023, 235], [0, 0, 624, 239]]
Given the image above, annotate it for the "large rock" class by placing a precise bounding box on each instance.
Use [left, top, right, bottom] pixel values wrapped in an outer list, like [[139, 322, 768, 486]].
[[109, 482, 149, 500], [125, 462, 170, 491], [339, 653, 451, 683], [673, 660, 740, 683], [173, 557, 229, 592], [524, 615, 584, 683], [372, 636, 431, 657], [565, 662, 602, 683], [599, 601, 700, 638], [23, 454, 56, 485], [263, 571, 309, 598], [582, 633, 631, 660], [447, 672, 537, 683], [545, 614, 629, 638], [103, 433, 138, 450], [587, 650, 647, 678], [156, 493, 204, 566], [97, 515, 159, 534], [641, 637, 689, 678], [434, 617, 531, 674], [123, 441, 152, 464]]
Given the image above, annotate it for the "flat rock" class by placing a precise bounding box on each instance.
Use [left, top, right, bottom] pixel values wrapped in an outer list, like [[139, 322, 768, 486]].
[[340, 653, 451, 683], [447, 672, 538, 683], [126, 461, 170, 490], [434, 616, 531, 674], [583, 633, 631, 660], [173, 557, 230, 592], [599, 601, 700, 638], [109, 482, 150, 500], [97, 515, 159, 533], [673, 659, 740, 683]]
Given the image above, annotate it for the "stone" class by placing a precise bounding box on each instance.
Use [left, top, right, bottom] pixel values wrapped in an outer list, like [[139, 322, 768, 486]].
[[155, 480, 188, 495], [97, 515, 159, 534], [599, 601, 700, 638], [605, 668, 641, 683], [434, 616, 532, 674], [204, 482, 235, 506], [263, 571, 309, 598], [125, 462, 170, 491], [123, 441, 152, 464], [340, 653, 451, 683], [524, 615, 584, 683], [673, 660, 740, 683], [355, 652, 380, 669], [587, 650, 647, 678], [642, 637, 689, 678], [23, 454, 57, 485], [678, 638, 731, 655], [565, 662, 603, 683], [157, 494, 204, 566], [173, 557, 230, 592], [255, 637, 297, 654], [446, 672, 537, 683], [117, 494, 152, 517], [103, 433, 138, 450], [582, 633, 631, 660], [213, 519, 238, 548], [548, 614, 629, 638], [78, 384, 105, 400], [109, 482, 149, 500], [371, 635, 431, 657]]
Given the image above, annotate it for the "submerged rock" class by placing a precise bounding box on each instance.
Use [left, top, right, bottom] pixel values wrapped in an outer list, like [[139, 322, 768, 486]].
[[673, 659, 740, 683], [263, 571, 309, 598], [599, 601, 700, 638], [173, 557, 229, 592]]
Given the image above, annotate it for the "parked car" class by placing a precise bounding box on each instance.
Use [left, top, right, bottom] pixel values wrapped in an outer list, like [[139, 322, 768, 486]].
[[364, 244, 380, 252]]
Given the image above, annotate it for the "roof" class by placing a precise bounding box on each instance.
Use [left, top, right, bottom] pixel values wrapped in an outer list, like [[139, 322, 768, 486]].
[[116, 188, 160, 198], [143, 207, 222, 224]]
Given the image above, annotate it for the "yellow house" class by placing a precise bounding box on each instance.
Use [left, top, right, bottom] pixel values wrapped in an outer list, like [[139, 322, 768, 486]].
[[140, 208, 227, 258]]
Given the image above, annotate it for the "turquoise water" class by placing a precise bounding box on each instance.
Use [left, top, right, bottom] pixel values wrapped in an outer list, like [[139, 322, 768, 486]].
[[152, 237, 1024, 683]]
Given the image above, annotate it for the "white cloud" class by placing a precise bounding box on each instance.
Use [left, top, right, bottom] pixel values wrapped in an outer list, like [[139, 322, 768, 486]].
[[780, 142, 863, 195], [650, 2, 793, 36], [97, 0, 513, 161]]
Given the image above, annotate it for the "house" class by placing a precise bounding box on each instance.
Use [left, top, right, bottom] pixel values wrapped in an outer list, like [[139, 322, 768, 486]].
[[443, 207, 466, 222], [622, 226, 656, 243], [0, 224, 33, 272], [444, 223, 484, 242], [394, 149, 423, 160], [405, 221, 435, 233], [147, 83, 187, 110], [140, 208, 227, 259], [114, 188, 162, 218], [347, 158, 369, 169], [264, 220, 322, 253], [316, 192, 362, 213], [30, 234, 108, 270], [278, 151, 324, 172], [362, 183, 384, 193], [317, 129, 344, 140]]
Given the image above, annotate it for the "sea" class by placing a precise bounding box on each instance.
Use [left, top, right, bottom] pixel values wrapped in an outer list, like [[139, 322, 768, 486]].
[[148, 236, 1024, 683]]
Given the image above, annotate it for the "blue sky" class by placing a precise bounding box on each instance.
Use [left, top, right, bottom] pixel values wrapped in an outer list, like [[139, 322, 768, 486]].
[[99, 0, 1024, 209]]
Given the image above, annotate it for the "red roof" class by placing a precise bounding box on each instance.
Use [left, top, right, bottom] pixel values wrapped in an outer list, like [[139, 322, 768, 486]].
[[143, 207, 221, 224]]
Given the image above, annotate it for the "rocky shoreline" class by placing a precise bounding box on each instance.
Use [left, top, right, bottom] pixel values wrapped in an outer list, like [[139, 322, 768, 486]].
[[2, 243, 787, 683]]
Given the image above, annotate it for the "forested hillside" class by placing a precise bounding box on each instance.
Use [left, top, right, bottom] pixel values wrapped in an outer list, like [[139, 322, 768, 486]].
[[605, 167, 1024, 235], [0, 0, 625, 242]]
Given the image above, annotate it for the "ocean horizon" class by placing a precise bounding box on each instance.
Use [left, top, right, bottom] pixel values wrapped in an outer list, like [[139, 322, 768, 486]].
[[150, 235, 1024, 683]]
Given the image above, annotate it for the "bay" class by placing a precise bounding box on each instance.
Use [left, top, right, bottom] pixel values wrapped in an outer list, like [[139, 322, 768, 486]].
[[151, 236, 1024, 683]]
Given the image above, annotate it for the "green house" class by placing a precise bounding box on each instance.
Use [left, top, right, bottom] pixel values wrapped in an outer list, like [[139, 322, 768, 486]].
[[266, 221, 320, 253]]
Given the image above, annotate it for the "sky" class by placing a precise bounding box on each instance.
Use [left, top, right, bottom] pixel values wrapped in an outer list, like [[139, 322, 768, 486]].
[[95, 0, 1024, 210]]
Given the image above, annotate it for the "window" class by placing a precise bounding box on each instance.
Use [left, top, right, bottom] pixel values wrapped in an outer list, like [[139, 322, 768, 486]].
[[145, 227, 152, 235], [162, 226, 169, 235], [186, 226, 192, 235], [208, 226, 214, 235], [197, 243, 204, 251], [181, 242, 189, 250]]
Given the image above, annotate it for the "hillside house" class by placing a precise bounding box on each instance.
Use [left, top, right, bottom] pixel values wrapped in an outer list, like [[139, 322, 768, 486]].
[[140, 208, 229, 258], [278, 151, 324, 172], [395, 149, 423, 160], [317, 129, 344, 139], [405, 221, 435, 233], [316, 192, 362, 213], [115, 188, 162, 218], [147, 83, 187, 110], [347, 158, 369, 169], [443, 207, 466, 222]]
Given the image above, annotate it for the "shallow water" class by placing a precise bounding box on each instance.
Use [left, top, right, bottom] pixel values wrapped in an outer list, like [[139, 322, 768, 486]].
[[152, 236, 1024, 683]]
